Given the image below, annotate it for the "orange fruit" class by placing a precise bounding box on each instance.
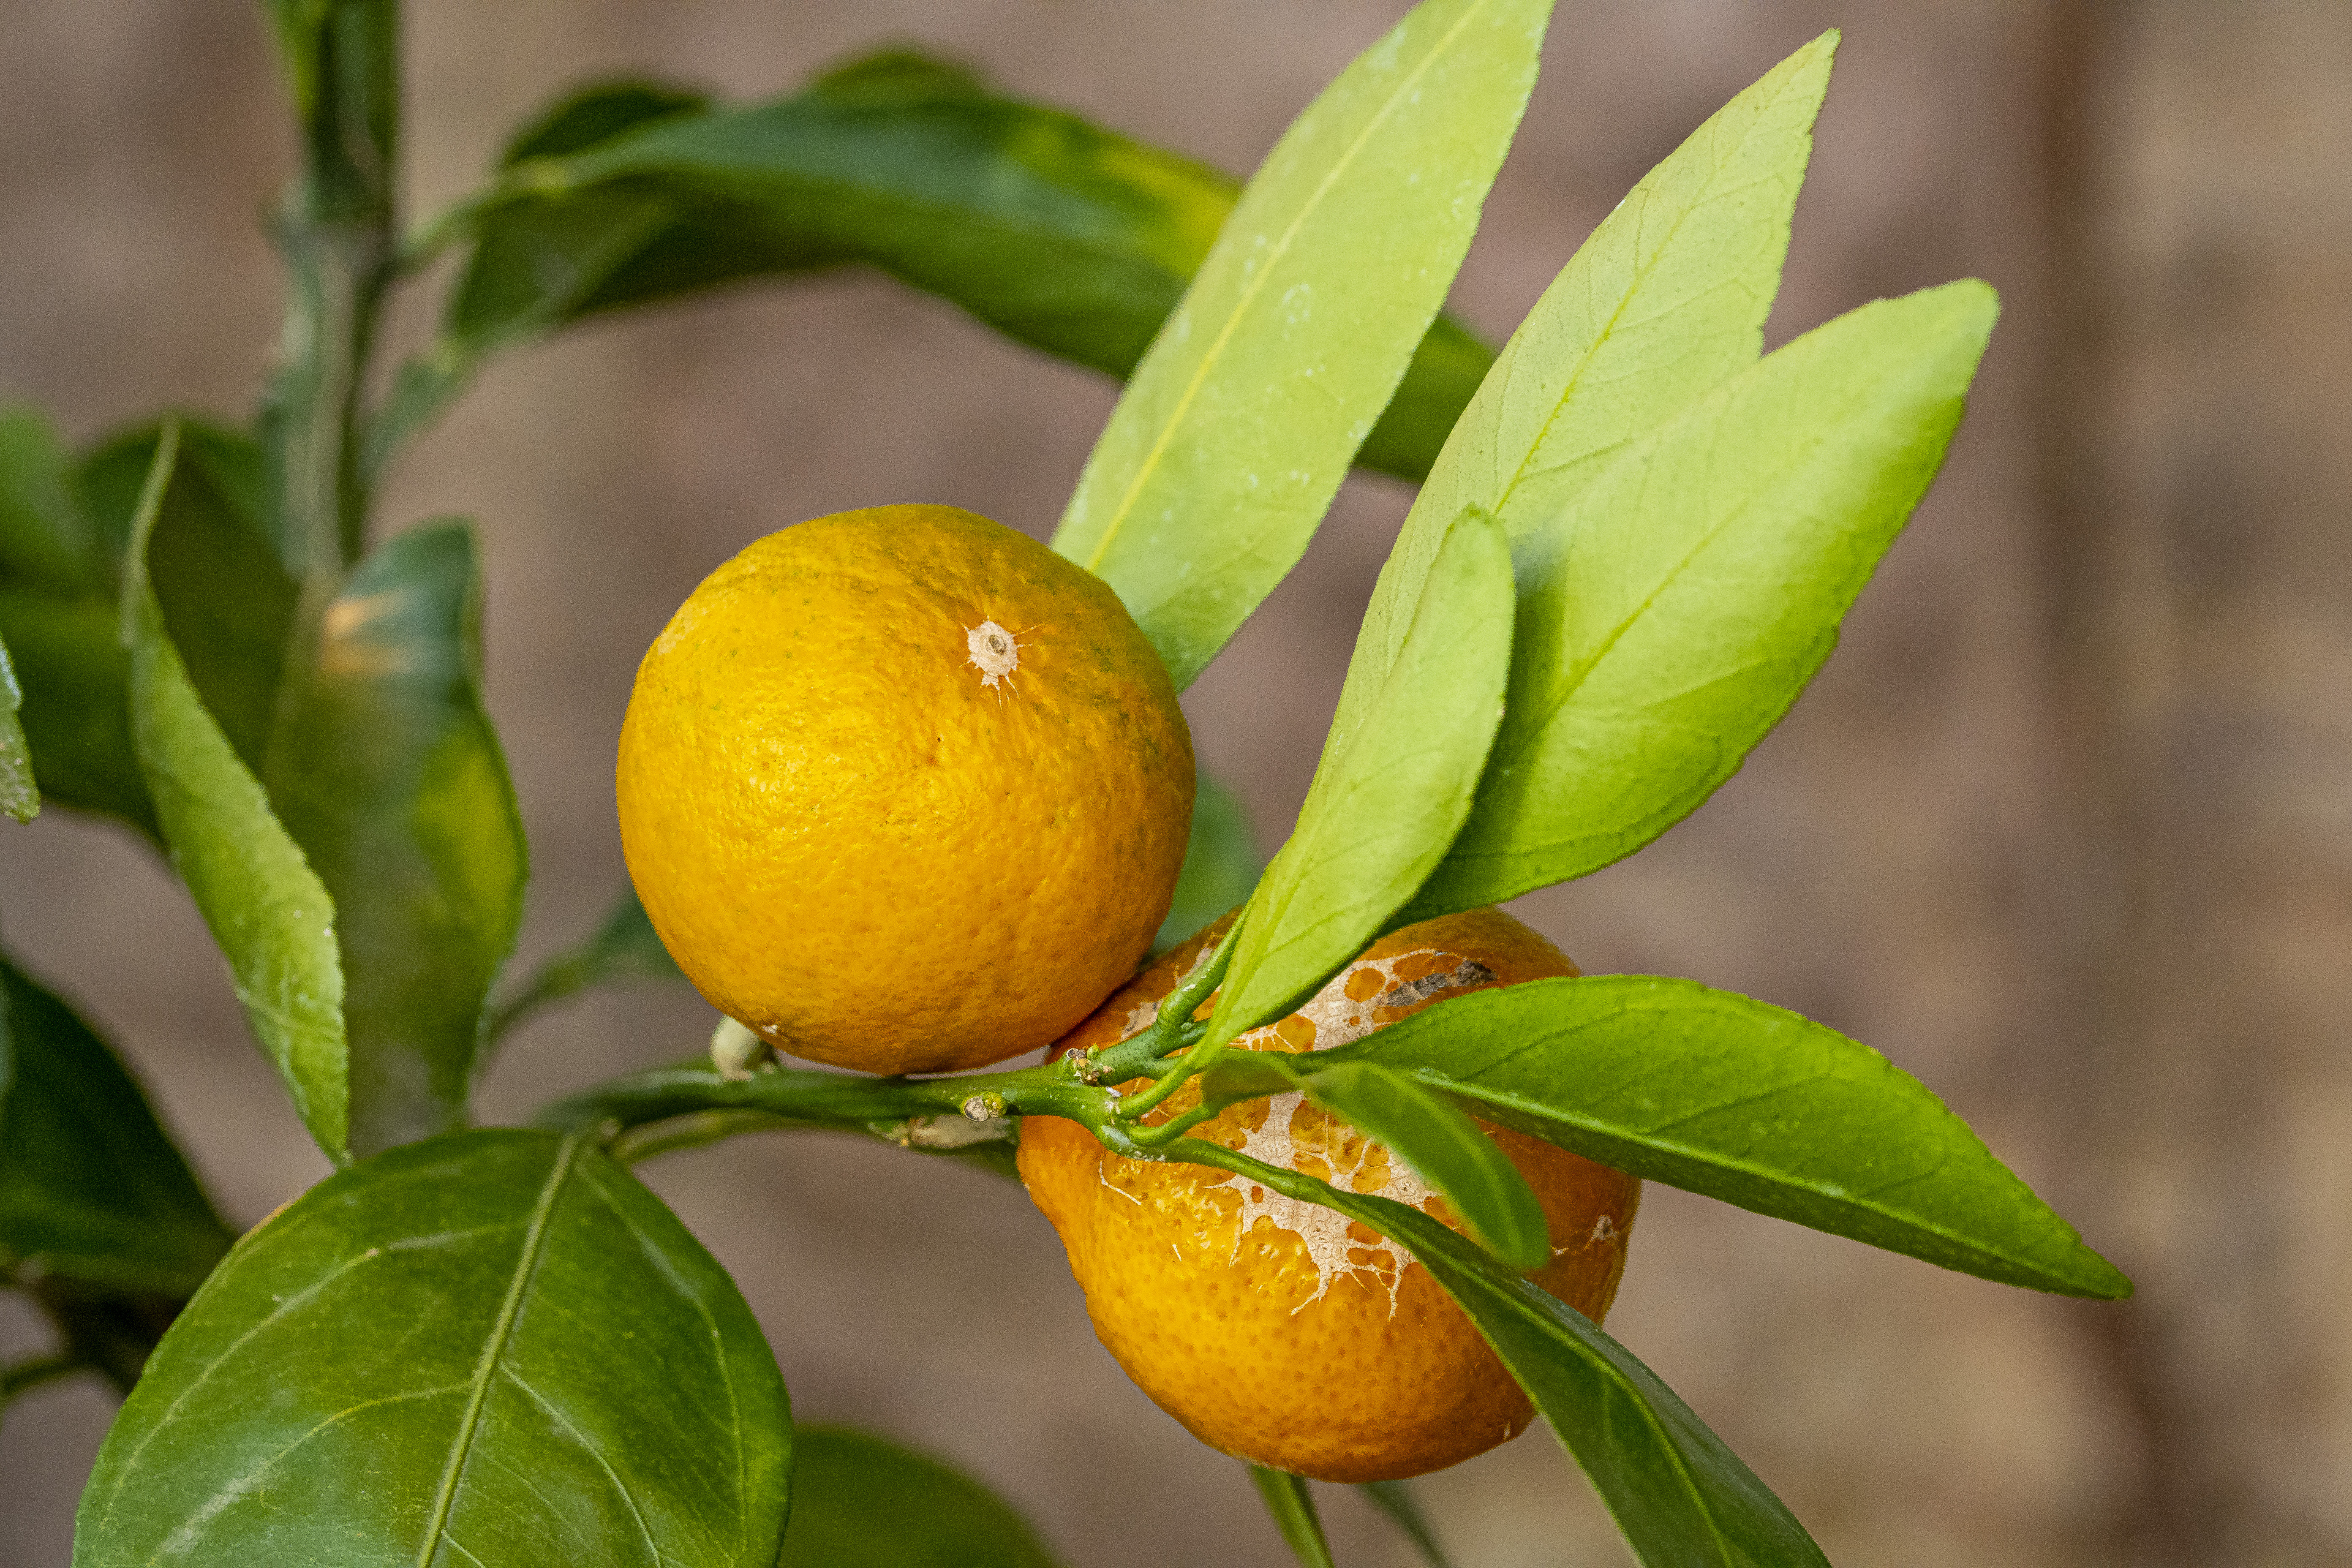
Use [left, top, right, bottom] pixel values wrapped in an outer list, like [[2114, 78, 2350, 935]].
[[617, 504, 1193, 1075], [1018, 908, 1640, 1482]]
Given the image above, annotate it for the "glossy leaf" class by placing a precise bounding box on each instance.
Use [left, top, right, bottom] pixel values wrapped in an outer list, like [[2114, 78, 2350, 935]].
[[1193, 1052, 1547, 1271], [1153, 772, 1260, 956], [1210, 506, 1512, 1040], [1250, 1466, 1336, 1568], [1051, 0, 1549, 689], [76, 1129, 792, 1566], [489, 885, 685, 1045], [0, 634, 33, 822], [121, 428, 350, 1163], [1409, 281, 1998, 917], [1304, 1061, 1548, 1270], [779, 1425, 1063, 1568], [262, 522, 526, 1156], [384, 55, 1489, 485], [1179, 1140, 1827, 1568], [1334, 975, 2131, 1297], [1323, 35, 1832, 811], [0, 956, 231, 1297], [1359, 1480, 1456, 1568], [1414, 33, 1833, 558]]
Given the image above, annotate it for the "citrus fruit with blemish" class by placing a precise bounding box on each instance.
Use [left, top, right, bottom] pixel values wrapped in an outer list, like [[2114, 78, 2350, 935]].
[[1017, 908, 1640, 1482], [616, 503, 1193, 1075]]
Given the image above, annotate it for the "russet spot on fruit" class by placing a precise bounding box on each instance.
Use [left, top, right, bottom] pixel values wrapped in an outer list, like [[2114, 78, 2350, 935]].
[[1019, 908, 1641, 1482], [616, 503, 1194, 1076]]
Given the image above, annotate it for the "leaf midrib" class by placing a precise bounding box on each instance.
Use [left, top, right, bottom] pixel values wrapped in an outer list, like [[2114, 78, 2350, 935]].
[[414, 1134, 585, 1568], [1078, 0, 1495, 577]]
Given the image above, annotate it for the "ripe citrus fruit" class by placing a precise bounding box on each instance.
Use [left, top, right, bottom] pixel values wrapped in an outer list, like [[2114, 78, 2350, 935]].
[[1018, 908, 1640, 1482], [617, 503, 1194, 1076]]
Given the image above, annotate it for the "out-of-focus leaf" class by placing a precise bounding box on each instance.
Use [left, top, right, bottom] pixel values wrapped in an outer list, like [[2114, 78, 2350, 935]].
[[1249, 1466, 1336, 1568], [1324, 36, 1834, 836], [0, 412, 260, 837], [1174, 1139, 1828, 1568], [1210, 506, 1511, 1039], [1359, 1480, 1456, 1568], [259, 0, 398, 228], [262, 521, 525, 1157], [489, 886, 685, 1045], [0, 408, 102, 593], [0, 635, 34, 823], [779, 1425, 1064, 1568], [121, 428, 350, 1163], [74, 1129, 792, 1567], [0, 955, 231, 1298], [0, 595, 148, 834], [384, 49, 1494, 485], [1407, 282, 1998, 918], [1152, 773, 1259, 956], [1331, 975, 2132, 1298], [1053, 0, 1548, 689]]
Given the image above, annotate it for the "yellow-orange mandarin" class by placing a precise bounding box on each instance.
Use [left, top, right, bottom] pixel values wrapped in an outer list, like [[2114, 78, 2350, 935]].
[[617, 504, 1193, 1075], [1018, 908, 1640, 1482]]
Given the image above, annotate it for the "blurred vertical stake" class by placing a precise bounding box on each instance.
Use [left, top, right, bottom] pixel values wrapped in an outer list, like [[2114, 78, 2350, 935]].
[[2035, 2, 2352, 1563]]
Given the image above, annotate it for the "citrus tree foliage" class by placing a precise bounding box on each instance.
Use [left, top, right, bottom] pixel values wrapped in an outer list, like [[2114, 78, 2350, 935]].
[[0, 3, 2129, 1566]]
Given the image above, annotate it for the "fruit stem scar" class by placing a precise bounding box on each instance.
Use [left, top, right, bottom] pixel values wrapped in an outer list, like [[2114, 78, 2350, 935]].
[[965, 618, 1021, 689]]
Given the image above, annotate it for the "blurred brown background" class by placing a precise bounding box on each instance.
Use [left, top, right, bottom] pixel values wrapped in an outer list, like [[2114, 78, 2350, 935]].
[[2, 1, 2347, 1563]]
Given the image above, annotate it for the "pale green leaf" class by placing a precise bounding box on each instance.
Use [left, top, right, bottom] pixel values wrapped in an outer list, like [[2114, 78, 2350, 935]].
[[1410, 280, 1998, 916], [1210, 506, 1512, 1040], [1052, 0, 1552, 690], [1323, 35, 1835, 796]]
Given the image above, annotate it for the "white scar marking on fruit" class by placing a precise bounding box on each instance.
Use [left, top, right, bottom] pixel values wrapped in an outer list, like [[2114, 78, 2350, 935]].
[[1214, 1091, 1440, 1319], [965, 619, 1022, 691]]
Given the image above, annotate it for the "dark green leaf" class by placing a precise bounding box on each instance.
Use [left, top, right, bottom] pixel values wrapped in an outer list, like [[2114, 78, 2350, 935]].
[[1175, 1140, 1828, 1568], [0, 634, 34, 822], [259, 0, 398, 229], [1189, 1051, 1548, 1270], [0, 955, 231, 1297], [779, 1425, 1064, 1568], [1358, 1480, 1455, 1568], [262, 521, 526, 1156], [1053, 0, 1548, 689], [1153, 773, 1260, 956], [122, 427, 350, 1162], [0, 406, 103, 593], [1210, 506, 1513, 1039], [1249, 1466, 1336, 1568], [74, 1129, 792, 1567], [489, 886, 685, 1045], [1302, 1061, 1548, 1271], [1338, 975, 2131, 1298], [386, 48, 1494, 485], [0, 593, 148, 834], [0, 413, 275, 836], [1409, 282, 1998, 917]]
